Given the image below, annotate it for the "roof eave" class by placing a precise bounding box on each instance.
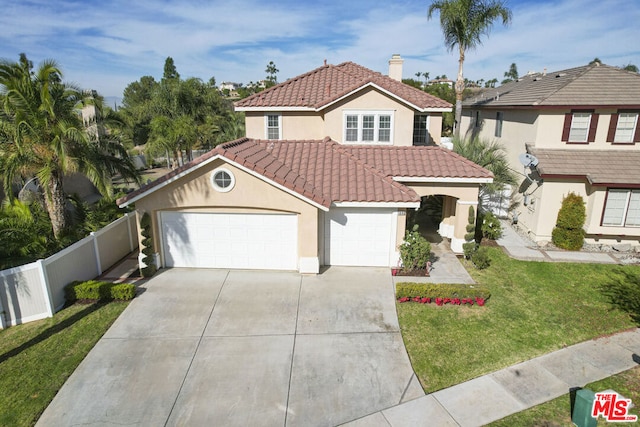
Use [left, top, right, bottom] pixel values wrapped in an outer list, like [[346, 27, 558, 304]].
[[118, 153, 331, 212], [318, 82, 451, 112], [394, 176, 493, 184], [234, 106, 316, 112]]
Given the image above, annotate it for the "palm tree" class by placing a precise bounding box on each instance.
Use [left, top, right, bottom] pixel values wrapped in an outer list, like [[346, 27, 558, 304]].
[[0, 54, 140, 239], [428, 0, 512, 138], [452, 135, 517, 198]]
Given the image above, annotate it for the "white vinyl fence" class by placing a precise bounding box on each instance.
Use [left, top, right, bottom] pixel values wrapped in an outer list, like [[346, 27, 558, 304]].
[[0, 213, 138, 329]]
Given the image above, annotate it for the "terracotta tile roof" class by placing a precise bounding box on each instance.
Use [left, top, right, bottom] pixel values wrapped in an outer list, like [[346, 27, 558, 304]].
[[529, 147, 640, 185], [341, 146, 494, 179], [235, 62, 452, 111], [254, 139, 418, 203], [464, 64, 640, 108], [118, 139, 493, 208]]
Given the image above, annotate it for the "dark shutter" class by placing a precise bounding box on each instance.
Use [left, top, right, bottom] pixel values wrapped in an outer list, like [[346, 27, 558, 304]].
[[607, 113, 619, 142], [587, 113, 599, 142], [634, 114, 640, 142], [561, 113, 572, 141]]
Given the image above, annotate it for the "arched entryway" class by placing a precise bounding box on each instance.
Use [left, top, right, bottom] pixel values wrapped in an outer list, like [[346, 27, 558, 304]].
[[407, 195, 445, 244]]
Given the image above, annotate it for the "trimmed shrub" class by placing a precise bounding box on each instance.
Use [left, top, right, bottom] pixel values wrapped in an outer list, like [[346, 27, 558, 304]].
[[481, 211, 502, 240], [471, 246, 491, 269], [396, 282, 491, 300], [464, 205, 476, 242], [399, 224, 432, 272], [110, 283, 136, 300], [65, 280, 136, 303], [65, 280, 112, 302], [140, 212, 157, 277], [551, 193, 585, 250]]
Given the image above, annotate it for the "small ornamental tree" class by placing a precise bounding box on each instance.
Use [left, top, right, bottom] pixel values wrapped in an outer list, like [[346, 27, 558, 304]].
[[551, 192, 586, 250], [462, 205, 477, 259], [399, 224, 432, 272], [140, 212, 157, 277]]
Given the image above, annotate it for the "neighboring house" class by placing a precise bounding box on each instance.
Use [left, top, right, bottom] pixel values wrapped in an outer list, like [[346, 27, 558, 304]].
[[460, 63, 640, 248], [219, 81, 242, 91], [118, 56, 493, 273], [428, 78, 454, 88]]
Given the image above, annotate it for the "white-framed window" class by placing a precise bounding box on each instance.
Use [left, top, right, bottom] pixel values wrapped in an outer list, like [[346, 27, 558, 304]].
[[413, 114, 429, 145], [568, 112, 591, 142], [265, 113, 281, 139], [495, 112, 504, 137], [614, 112, 638, 143], [343, 111, 394, 144], [211, 167, 235, 193], [602, 189, 640, 227]]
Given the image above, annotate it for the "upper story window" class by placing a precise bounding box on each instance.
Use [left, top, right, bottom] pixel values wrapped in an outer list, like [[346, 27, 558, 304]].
[[562, 110, 598, 143], [602, 189, 640, 227], [607, 111, 640, 144], [265, 113, 281, 139], [495, 112, 504, 137], [343, 111, 393, 144], [413, 114, 429, 145]]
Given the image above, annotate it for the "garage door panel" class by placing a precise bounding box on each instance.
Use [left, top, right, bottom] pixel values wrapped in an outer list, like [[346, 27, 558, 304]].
[[161, 212, 297, 270], [324, 208, 394, 267]]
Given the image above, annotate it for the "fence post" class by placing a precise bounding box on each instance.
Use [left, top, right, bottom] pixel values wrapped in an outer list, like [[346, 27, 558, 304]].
[[90, 232, 103, 276], [0, 293, 6, 329], [126, 212, 134, 252], [36, 260, 54, 318]]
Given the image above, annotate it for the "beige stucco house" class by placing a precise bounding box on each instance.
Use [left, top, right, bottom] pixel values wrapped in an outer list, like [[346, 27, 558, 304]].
[[460, 63, 640, 248], [118, 56, 493, 273]]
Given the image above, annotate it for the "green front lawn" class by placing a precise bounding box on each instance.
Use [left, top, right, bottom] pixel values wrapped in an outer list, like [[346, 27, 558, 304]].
[[0, 302, 129, 427], [397, 247, 639, 393]]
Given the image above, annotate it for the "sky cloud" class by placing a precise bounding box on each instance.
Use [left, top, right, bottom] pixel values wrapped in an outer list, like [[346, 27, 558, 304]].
[[1, 0, 638, 98]]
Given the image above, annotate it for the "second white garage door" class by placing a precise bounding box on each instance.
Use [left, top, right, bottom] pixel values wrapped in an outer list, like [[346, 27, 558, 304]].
[[161, 212, 298, 270], [324, 208, 396, 266]]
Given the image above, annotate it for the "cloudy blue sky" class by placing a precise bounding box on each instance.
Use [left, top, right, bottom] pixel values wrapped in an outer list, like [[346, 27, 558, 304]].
[[1, 0, 639, 99]]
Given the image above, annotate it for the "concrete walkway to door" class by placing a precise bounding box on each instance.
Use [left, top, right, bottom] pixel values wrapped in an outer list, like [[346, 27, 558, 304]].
[[36, 267, 423, 427]]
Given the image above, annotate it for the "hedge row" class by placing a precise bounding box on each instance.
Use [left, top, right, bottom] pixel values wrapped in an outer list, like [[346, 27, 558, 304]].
[[65, 280, 136, 302], [395, 282, 491, 300]]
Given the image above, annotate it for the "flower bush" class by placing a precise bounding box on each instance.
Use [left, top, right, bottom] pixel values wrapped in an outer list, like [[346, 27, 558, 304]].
[[395, 282, 489, 307], [400, 295, 486, 306]]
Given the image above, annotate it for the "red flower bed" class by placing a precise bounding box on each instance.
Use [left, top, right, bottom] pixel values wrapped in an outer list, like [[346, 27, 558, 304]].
[[399, 296, 486, 306]]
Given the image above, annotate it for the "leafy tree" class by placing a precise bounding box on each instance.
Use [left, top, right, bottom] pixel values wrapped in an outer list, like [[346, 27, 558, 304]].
[[501, 62, 518, 83], [0, 200, 54, 268], [120, 58, 236, 166], [428, 0, 512, 137], [0, 54, 140, 238], [163, 56, 180, 81], [589, 57, 602, 65], [265, 61, 279, 87], [622, 63, 639, 73]]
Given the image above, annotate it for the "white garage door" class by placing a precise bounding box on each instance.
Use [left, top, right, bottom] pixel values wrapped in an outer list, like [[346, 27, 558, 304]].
[[324, 208, 395, 266], [161, 212, 298, 270]]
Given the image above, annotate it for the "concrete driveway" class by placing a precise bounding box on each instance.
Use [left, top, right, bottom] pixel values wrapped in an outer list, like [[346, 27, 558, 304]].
[[37, 267, 423, 427]]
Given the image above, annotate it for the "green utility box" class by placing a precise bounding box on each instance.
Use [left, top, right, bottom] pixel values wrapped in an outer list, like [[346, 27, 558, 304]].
[[572, 388, 596, 427]]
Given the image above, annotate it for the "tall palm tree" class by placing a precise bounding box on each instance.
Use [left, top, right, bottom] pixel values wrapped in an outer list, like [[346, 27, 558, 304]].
[[0, 54, 140, 238], [428, 0, 512, 137]]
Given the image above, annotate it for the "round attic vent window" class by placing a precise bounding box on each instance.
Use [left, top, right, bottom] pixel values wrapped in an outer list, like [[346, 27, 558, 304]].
[[211, 168, 235, 192]]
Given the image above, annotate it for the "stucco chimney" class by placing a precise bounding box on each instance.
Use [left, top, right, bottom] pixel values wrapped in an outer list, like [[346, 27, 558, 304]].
[[388, 54, 404, 81]]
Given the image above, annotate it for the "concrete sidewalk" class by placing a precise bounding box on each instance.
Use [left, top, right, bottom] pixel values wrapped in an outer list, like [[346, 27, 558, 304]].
[[342, 328, 640, 427], [497, 221, 622, 264]]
